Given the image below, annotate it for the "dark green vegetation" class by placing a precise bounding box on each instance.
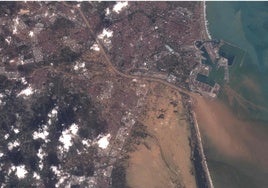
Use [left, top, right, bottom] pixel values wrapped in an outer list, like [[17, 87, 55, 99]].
[[111, 122, 149, 188], [0, 1, 133, 186], [0, 2, 110, 185], [0, 72, 106, 186], [123, 122, 149, 153], [111, 161, 129, 188], [0, 1, 208, 186], [0, 2, 18, 16]]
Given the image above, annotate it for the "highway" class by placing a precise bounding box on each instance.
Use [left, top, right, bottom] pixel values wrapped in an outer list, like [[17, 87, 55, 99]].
[[63, 2, 214, 188]]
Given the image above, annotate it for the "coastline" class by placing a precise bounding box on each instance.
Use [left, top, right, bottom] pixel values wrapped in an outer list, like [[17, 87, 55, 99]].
[[186, 1, 214, 188], [191, 110, 214, 188], [181, 93, 214, 188], [202, 1, 212, 40]]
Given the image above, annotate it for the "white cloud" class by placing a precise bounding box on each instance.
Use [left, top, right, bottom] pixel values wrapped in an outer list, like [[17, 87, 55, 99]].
[[48, 106, 58, 118], [16, 165, 28, 179], [37, 147, 46, 170], [105, 8, 110, 16], [73, 61, 86, 71], [4, 134, 9, 140], [98, 29, 113, 40], [97, 29, 113, 49], [8, 140, 20, 150], [37, 147, 46, 160], [44, 11, 48, 17], [21, 77, 27, 85], [5, 36, 12, 45], [97, 134, 111, 149], [12, 17, 19, 34], [33, 172, 40, 180], [13, 27, 17, 35], [33, 125, 49, 142], [15, 17, 19, 24], [113, 2, 128, 14], [59, 123, 79, 151], [17, 86, 34, 97], [59, 132, 72, 151], [29, 31, 34, 37], [14, 128, 20, 134], [51, 166, 61, 176], [69, 123, 78, 135], [82, 139, 92, 148], [0, 93, 4, 105], [51, 108, 58, 116], [90, 43, 100, 51]]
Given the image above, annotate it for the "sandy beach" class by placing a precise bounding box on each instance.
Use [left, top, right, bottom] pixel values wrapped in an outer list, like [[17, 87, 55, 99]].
[[202, 1, 212, 40]]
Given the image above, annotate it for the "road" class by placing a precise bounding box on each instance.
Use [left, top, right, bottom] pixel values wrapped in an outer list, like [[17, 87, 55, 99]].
[[70, 5, 190, 97], [63, 2, 214, 188]]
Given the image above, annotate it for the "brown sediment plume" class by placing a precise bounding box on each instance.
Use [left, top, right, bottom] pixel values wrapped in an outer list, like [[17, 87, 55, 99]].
[[193, 94, 268, 168], [242, 76, 262, 96]]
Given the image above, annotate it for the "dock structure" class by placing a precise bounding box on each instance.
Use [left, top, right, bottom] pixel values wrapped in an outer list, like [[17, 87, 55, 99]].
[[217, 57, 230, 82], [203, 42, 219, 63], [189, 64, 220, 98]]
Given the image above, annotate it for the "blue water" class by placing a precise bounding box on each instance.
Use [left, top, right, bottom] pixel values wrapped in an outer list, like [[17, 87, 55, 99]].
[[206, 2, 268, 188]]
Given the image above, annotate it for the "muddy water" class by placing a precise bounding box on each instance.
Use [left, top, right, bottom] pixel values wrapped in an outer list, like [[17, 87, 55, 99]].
[[194, 95, 268, 188], [199, 2, 268, 187]]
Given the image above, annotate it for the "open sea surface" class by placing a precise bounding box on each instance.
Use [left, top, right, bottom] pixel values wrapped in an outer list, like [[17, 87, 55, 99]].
[[206, 2, 268, 188]]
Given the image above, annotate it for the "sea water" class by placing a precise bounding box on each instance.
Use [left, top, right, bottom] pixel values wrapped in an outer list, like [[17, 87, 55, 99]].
[[205, 2, 268, 187]]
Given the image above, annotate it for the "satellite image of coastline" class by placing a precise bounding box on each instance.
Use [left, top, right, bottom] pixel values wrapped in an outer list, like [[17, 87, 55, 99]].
[[0, 1, 267, 188]]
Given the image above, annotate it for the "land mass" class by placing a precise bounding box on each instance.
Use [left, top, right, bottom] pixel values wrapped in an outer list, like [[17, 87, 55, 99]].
[[0, 1, 215, 188]]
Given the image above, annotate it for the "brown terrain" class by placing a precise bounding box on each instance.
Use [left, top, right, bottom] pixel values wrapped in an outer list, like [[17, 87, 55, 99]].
[[0, 1, 213, 187], [126, 83, 196, 188]]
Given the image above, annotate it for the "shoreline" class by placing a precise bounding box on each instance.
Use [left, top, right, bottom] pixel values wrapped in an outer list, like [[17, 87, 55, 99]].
[[181, 93, 214, 188], [192, 1, 215, 187], [202, 1, 212, 40], [191, 110, 214, 188], [185, 3, 215, 187]]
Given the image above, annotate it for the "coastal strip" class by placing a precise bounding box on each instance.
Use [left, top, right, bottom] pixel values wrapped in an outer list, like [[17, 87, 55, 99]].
[[202, 1, 212, 40], [192, 110, 214, 188], [182, 94, 214, 188]]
